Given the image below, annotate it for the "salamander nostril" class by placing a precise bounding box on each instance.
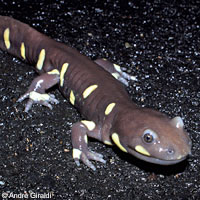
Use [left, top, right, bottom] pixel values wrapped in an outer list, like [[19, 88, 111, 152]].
[[168, 148, 175, 155]]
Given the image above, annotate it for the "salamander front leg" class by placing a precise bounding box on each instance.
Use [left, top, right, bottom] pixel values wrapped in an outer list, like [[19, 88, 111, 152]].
[[17, 70, 60, 112], [72, 121, 106, 171], [95, 58, 137, 86]]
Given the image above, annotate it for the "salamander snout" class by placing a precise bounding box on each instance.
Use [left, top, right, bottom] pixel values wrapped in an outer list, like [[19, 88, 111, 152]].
[[164, 146, 184, 160], [164, 138, 192, 161]]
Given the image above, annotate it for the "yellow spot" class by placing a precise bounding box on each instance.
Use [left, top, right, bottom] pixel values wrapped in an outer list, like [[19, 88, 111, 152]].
[[29, 91, 50, 101], [70, 90, 75, 105], [60, 63, 69, 87], [113, 64, 121, 72], [36, 49, 45, 70], [104, 140, 113, 145], [111, 133, 127, 152], [47, 69, 60, 75], [83, 85, 98, 99], [84, 135, 88, 144], [81, 120, 96, 131], [72, 148, 82, 159], [105, 103, 116, 115], [111, 72, 120, 79], [135, 145, 150, 156], [177, 155, 182, 159], [20, 42, 26, 59], [4, 28, 11, 49], [103, 58, 107, 61]]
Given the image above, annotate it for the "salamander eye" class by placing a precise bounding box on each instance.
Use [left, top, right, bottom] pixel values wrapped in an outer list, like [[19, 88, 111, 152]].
[[143, 129, 157, 143]]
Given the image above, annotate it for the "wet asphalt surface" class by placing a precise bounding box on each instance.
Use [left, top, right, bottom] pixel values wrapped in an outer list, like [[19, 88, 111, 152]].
[[0, 0, 200, 199]]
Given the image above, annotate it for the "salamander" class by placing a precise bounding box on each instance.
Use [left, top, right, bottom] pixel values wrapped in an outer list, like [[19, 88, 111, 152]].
[[0, 16, 191, 170]]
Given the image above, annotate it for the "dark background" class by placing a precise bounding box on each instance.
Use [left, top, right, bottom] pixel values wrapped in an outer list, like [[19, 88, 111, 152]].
[[0, 0, 199, 199]]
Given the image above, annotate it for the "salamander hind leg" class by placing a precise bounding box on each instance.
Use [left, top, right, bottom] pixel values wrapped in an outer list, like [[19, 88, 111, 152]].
[[72, 121, 106, 171], [94, 58, 137, 86], [17, 70, 60, 112]]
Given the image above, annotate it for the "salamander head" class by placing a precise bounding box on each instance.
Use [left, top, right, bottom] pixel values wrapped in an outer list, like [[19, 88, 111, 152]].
[[111, 108, 192, 165]]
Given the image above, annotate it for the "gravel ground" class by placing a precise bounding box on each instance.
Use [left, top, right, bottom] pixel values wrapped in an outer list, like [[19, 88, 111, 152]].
[[0, 0, 200, 199]]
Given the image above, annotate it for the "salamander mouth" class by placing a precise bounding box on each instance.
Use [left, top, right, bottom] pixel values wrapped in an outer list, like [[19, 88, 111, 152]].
[[128, 147, 188, 165]]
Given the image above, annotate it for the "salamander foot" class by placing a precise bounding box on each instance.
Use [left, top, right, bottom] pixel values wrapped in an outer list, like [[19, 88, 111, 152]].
[[17, 91, 59, 112]]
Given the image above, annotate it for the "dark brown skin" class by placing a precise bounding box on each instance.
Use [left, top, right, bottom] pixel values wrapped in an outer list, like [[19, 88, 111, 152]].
[[0, 16, 192, 170]]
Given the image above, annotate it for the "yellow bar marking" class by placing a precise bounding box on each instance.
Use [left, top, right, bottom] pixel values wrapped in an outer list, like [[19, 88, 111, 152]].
[[72, 148, 82, 159], [135, 145, 150, 156], [60, 63, 69, 87], [70, 90, 75, 105], [36, 49, 45, 70], [111, 133, 127, 152], [104, 140, 113, 146], [20, 42, 26, 59], [105, 103, 116, 115], [84, 135, 88, 144], [83, 84, 98, 99], [113, 64, 121, 72], [111, 72, 120, 79], [4, 28, 11, 49], [81, 120, 96, 131], [47, 69, 60, 75]]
